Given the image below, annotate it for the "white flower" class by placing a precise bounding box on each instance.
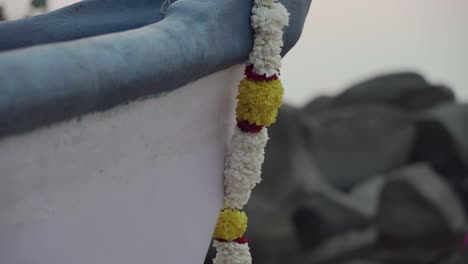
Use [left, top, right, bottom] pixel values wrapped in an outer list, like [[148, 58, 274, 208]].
[[248, 34, 284, 76], [224, 127, 269, 209], [212, 0, 289, 262], [213, 241, 252, 264], [251, 3, 289, 34], [254, 0, 275, 7], [248, 2, 289, 77]]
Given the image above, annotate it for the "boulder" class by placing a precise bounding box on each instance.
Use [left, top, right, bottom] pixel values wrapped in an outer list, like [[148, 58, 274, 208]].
[[301, 104, 415, 190], [349, 175, 386, 215], [258, 104, 304, 202], [411, 104, 468, 211], [302, 95, 334, 114], [415, 104, 468, 170], [375, 164, 466, 263], [333, 72, 455, 111], [293, 193, 371, 251]]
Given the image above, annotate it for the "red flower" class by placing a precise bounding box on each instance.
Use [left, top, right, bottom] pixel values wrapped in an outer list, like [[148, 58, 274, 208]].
[[215, 236, 249, 244], [233, 236, 249, 244], [237, 120, 263, 133], [245, 65, 279, 81]]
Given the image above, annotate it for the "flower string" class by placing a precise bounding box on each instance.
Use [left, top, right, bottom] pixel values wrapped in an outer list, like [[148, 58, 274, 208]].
[[212, 1, 289, 263]]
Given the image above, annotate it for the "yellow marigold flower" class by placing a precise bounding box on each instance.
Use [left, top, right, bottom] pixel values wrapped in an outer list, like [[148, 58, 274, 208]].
[[236, 78, 284, 126], [213, 209, 248, 241]]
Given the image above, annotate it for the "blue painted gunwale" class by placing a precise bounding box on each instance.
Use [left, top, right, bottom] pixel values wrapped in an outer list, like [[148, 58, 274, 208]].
[[0, 0, 311, 139]]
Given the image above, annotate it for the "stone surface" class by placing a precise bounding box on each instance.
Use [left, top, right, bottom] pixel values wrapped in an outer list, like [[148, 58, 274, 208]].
[[293, 193, 370, 251], [440, 251, 468, 264], [302, 227, 377, 264], [208, 74, 465, 264], [302, 104, 415, 190], [256, 104, 302, 201], [410, 120, 467, 177], [417, 104, 468, 169], [205, 105, 317, 264], [343, 260, 381, 264], [333, 72, 455, 111], [0, 6, 5, 21], [376, 164, 465, 245], [302, 95, 334, 114], [240, 105, 316, 264], [349, 175, 386, 215], [411, 104, 468, 211]]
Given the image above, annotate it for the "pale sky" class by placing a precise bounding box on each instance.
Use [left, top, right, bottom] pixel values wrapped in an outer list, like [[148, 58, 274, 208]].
[[1, 0, 467, 105], [282, 0, 468, 105]]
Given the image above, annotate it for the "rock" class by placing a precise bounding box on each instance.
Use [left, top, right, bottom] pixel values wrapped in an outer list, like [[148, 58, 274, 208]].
[[302, 104, 415, 191], [205, 80, 465, 264], [258, 104, 304, 202], [302, 95, 334, 114], [333, 72, 455, 111], [349, 175, 386, 215], [411, 104, 468, 211], [238, 104, 311, 264], [342, 260, 382, 264], [415, 103, 468, 170], [0, 6, 5, 21], [248, 232, 304, 264], [301, 227, 377, 264], [244, 194, 303, 264], [394, 84, 454, 112], [440, 250, 468, 264], [376, 164, 465, 250], [370, 166, 466, 264], [410, 120, 467, 176], [292, 192, 370, 251]]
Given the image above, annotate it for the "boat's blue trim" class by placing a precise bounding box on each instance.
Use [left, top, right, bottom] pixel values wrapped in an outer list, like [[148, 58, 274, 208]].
[[0, 0, 311, 139], [0, 0, 169, 52]]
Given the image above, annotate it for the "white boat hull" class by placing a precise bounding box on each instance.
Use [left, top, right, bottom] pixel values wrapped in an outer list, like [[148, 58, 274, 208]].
[[0, 67, 241, 264]]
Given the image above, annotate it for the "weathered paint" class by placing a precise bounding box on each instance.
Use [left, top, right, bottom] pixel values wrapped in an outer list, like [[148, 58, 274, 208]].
[[0, 66, 240, 263]]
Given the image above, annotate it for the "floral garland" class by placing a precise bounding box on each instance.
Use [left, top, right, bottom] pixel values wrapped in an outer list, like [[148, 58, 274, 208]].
[[212, 1, 289, 263]]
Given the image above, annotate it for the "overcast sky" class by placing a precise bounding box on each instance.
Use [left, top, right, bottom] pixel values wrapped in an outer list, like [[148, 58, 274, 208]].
[[282, 0, 468, 105], [1, 0, 467, 105]]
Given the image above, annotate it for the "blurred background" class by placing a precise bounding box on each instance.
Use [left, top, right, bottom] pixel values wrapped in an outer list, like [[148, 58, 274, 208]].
[[1, 1, 467, 263]]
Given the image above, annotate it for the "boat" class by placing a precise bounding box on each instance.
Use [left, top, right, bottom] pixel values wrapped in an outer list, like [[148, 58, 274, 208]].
[[0, 1, 311, 263]]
